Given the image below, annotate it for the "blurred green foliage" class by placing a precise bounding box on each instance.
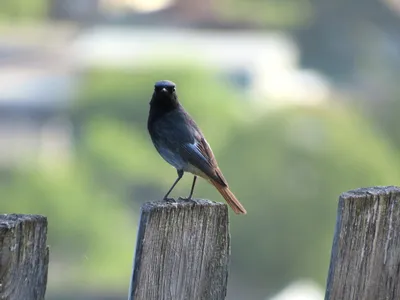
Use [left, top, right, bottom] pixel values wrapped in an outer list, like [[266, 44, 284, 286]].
[[216, 0, 314, 28], [1, 165, 135, 290], [0, 0, 399, 298], [0, 0, 46, 21], [370, 89, 400, 151], [2, 64, 400, 298], [214, 104, 400, 295], [75, 65, 400, 296]]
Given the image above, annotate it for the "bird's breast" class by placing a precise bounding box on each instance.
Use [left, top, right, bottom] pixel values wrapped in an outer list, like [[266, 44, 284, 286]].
[[154, 141, 208, 178], [154, 142, 186, 170]]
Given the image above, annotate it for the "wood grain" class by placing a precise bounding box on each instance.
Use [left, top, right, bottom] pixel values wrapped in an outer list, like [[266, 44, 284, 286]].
[[0, 214, 49, 300], [325, 186, 400, 300], [129, 199, 230, 300]]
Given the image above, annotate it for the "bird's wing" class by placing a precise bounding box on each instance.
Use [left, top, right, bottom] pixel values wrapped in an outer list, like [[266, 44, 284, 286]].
[[180, 132, 228, 187]]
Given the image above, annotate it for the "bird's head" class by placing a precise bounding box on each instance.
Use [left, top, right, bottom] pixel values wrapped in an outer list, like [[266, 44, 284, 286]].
[[150, 80, 179, 110], [154, 80, 176, 94]]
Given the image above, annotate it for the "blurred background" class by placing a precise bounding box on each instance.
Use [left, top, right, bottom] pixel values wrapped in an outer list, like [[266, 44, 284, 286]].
[[1, 0, 400, 299]]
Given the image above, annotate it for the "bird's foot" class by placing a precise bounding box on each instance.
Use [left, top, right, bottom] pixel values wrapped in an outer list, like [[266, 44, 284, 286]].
[[178, 196, 196, 203], [163, 197, 177, 203]]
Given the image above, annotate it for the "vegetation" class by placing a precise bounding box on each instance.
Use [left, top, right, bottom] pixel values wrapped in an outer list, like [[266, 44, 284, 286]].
[[0, 0, 46, 21], [1, 0, 400, 298], [2, 65, 400, 298]]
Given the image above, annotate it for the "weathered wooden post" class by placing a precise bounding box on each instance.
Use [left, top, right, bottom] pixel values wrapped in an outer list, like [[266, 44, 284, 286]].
[[128, 199, 230, 300], [0, 214, 49, 300], [325, 186, 400, 300]]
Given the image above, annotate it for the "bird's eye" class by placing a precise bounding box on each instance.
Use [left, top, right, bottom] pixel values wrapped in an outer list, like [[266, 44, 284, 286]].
[[168, 87, 175, 93]]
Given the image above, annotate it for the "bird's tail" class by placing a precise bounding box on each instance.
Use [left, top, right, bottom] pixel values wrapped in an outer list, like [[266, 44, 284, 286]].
[[210, 180, 247, 215]]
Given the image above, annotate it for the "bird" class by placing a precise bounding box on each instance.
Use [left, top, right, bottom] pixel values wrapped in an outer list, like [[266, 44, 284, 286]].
[[147, 80, 247, 215]]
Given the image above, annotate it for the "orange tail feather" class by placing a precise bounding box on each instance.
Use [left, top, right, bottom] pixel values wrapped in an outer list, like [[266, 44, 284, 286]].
[[210, 180, 247, 215]]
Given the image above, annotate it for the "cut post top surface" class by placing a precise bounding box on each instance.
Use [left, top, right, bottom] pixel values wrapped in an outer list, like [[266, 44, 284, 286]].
[[340, 185, 400, 199], [140, 198, 227, 213], [0, 213, 47, 226]]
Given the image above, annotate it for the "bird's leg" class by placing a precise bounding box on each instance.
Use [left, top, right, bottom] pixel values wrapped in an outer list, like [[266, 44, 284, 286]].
[[188, 176, 197, 199], [179, 176, 197, 202], [163, 169, 184, 202]]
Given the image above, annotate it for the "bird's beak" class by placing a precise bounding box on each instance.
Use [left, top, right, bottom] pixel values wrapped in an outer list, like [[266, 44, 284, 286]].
[[161, 88, 167, 93]]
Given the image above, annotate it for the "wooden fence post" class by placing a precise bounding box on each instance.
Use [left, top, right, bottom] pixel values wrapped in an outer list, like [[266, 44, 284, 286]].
[[0, 214, 49, 300], [325, 186, 400, 300], [128, 199, 230, 300]]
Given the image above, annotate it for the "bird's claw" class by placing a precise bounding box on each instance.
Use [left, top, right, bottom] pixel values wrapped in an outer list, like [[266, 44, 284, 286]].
[[178, 196, 196, 203], [163, 197, 177, 203]]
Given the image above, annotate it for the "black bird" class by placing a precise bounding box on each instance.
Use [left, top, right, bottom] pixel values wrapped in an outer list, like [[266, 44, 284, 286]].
[[147, 80, 247, 215]]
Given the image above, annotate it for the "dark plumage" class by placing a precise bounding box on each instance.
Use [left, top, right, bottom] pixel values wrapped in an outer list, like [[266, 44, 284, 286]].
[[147, 80, 247, 215]]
